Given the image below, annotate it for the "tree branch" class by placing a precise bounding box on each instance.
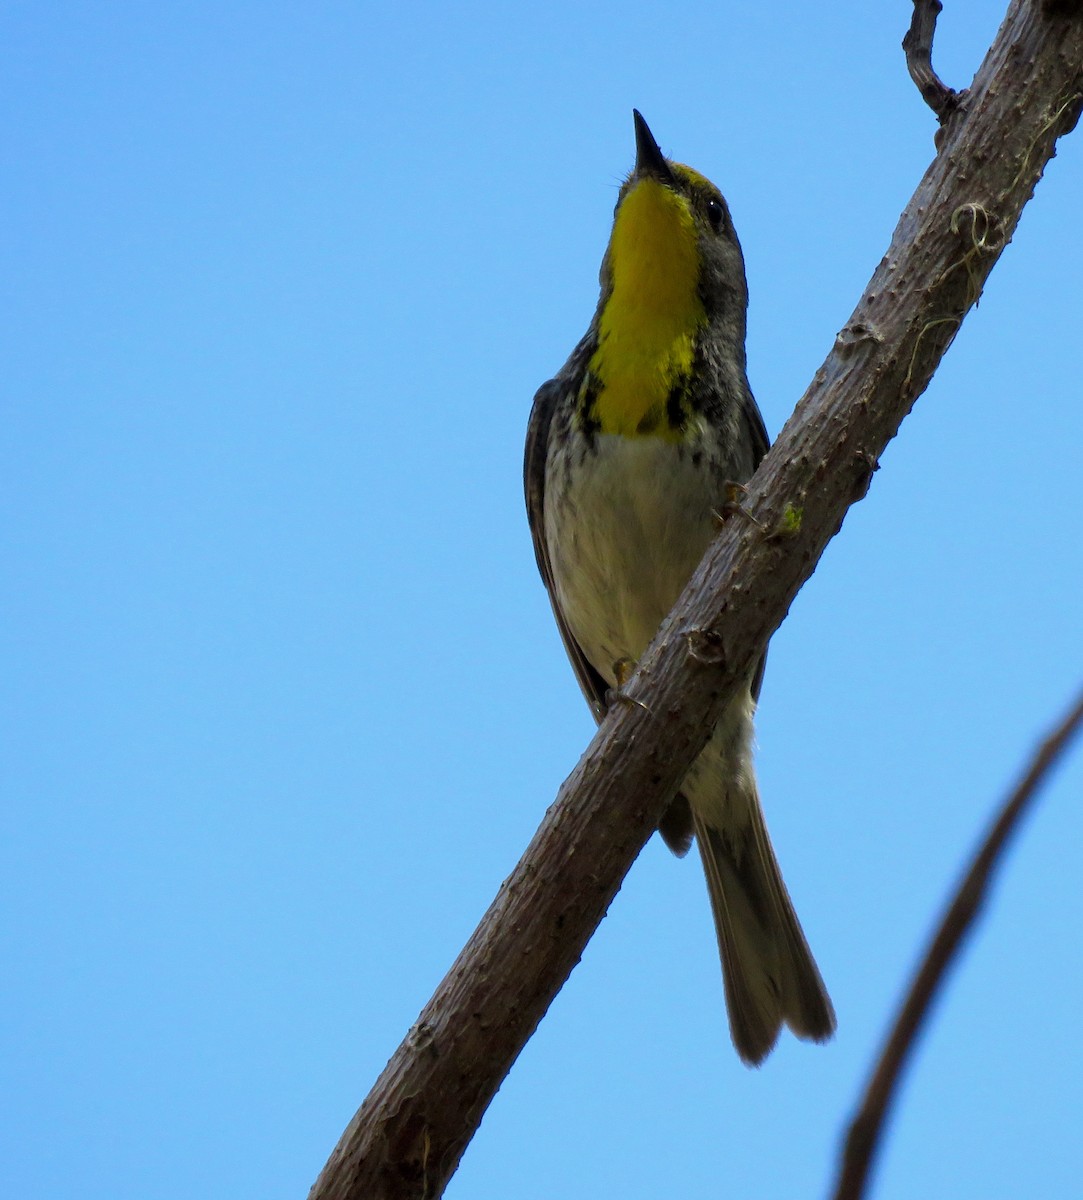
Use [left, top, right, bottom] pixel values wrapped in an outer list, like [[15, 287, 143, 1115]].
[[903, 0, 962, 123], [831, 684, 1083, 1200], [310, 4, 1083, 1197]]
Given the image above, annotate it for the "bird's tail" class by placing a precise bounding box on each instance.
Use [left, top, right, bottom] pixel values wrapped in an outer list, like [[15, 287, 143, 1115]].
[[692, 796, 836, 1066]]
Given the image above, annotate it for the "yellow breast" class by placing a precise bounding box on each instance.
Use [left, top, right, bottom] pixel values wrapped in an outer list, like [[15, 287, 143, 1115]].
[[587, 176, 705, 440]]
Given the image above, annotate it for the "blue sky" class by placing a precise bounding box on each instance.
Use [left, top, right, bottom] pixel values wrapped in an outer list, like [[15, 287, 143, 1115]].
[[4, 2, 1082, 1197]]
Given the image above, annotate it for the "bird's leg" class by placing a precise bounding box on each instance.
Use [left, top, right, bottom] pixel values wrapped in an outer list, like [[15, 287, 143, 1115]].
[[605, 657, 650, 712], [713, 481, 763, 529]]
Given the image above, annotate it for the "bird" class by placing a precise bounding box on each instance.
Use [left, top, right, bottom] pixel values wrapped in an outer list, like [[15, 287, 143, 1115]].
[[524, 110, 835, 1065]]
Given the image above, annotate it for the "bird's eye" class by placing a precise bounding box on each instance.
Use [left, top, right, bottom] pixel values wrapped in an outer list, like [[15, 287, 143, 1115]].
[[706, 199, 725, 233]]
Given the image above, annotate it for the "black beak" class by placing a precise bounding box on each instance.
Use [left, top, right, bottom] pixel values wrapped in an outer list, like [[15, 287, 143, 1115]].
[[633, 110, 674, 183]]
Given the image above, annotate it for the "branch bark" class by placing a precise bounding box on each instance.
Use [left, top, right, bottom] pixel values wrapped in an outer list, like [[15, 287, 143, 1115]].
[[832, 685, 1083, 1200], [311, 4, 1083, 1197]]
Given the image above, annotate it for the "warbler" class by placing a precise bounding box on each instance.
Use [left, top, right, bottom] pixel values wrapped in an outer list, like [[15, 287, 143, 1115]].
[[524, 111, 835, 1065]]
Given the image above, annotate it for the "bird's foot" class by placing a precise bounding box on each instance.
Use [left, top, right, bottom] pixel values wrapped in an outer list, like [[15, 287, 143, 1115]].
[[713, 481, 763, 529], [605, 658, 650, 712]]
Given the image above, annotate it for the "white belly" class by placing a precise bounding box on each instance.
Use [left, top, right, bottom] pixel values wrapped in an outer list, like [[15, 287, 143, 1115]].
[[545, 432, 720, 686]]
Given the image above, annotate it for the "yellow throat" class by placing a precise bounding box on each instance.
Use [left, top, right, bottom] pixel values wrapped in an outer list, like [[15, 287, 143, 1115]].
[[587, 173, 706, 440]]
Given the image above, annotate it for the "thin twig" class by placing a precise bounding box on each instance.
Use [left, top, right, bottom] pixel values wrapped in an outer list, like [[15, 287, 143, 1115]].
[[831, 683, 1083, 1200], [903, 0, 963, 123]]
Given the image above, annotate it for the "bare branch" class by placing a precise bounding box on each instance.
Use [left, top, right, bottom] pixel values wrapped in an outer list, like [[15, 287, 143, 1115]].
[[831, 684, 1083, 1200], [903, 0, 963, 122], [310, 5, 1083, 1198]]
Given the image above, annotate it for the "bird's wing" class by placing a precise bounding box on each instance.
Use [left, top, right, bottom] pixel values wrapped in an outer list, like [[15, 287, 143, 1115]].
[[742, 387, 771, 470], [524, 373, 610, 720], [742, 387, 771, 701]]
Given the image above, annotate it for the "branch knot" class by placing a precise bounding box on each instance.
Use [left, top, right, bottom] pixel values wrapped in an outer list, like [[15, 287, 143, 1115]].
[[685, 627, 727, 667]]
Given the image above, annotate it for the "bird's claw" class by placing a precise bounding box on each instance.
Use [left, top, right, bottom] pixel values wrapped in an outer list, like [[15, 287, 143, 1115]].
[[713, 481, 763, 529], [605, 658, 650, 712]]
